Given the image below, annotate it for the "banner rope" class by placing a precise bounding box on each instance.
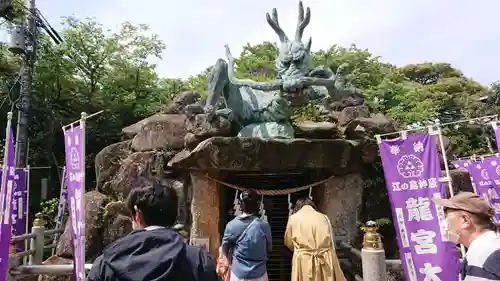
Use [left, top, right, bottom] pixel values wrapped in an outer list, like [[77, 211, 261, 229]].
[[203, 174, 335, 196]]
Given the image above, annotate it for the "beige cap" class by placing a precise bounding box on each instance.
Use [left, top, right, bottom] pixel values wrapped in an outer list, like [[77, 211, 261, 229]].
[[432, 192, 494, 216]]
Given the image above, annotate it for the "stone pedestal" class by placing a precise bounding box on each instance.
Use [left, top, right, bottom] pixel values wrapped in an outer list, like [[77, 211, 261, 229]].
[[318, 173, 363, 242], [189, 172, 221, 261], [361, 249, 387, 281]]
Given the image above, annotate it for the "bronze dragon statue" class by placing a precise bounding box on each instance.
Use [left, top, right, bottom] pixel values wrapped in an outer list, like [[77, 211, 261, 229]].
[[186, 2, 356, 138]]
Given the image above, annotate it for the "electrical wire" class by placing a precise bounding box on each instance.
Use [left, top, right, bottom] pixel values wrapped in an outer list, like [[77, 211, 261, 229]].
[[0, 64, 25, 110], [7, 0, 93, 90], [35, 8, 62, 44], [12, 0, 35, 18]]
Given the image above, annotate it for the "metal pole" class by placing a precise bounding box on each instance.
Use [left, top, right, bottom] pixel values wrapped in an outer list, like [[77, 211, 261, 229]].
[[24, 165, 30, 264], [482, 126, 495, 154], [14, 0, 37, 168], [433, 123, 467, 257], [80, 112, 87, 281], [61, 110, 103, 129], [52, 166, 66, 255], [0, 112, 13, 225]]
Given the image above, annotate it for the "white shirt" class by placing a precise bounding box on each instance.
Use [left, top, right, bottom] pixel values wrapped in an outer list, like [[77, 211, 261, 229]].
[[462, 231, 500, 281]]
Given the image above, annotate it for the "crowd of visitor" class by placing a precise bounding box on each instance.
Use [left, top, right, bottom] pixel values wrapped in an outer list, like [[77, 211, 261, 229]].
[[85, 178, 500, 281]]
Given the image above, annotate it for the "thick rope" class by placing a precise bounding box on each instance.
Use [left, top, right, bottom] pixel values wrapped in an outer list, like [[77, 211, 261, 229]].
[[204, 174, 335, 196]]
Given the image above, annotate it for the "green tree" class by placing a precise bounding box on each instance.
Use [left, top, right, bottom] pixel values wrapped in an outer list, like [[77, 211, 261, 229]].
[[235, 42, 277, 79], [313, 44, 389, 89], [0, 17, 172, 190], [185, 68, 211, 97]]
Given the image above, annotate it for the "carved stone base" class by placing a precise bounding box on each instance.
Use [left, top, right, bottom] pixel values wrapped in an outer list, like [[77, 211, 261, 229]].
[[318, 173, 363, 243], [189, 172, 221, 261]]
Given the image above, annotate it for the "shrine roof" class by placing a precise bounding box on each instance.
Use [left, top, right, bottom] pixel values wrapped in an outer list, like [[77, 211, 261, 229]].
[[167, 136, 365, 175]]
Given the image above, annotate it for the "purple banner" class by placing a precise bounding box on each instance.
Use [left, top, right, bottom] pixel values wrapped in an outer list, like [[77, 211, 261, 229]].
[[0, 128, 16, 281], [451, 159, 470, 170], [53, 167, 68, 246], [0, 169, 29, 252], [379, 133, 459, 281], [12, 169, 27, 252], [452, 157, 500, 220], [63, 126, 85, 281]]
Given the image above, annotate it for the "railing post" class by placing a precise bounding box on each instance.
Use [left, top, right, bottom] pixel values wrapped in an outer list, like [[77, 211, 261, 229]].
[[361, 221, 387, 281], [29, 213, 45, 265], [7, 238, 19, 281]]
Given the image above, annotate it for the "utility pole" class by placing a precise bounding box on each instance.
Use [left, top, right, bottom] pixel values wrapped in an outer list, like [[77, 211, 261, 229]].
[[4, 0, 63, 168], [12, 0, 37, 168]]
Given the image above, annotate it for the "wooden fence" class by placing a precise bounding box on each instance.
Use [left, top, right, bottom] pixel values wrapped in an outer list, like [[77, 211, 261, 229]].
[[6, 213, 92, 280]]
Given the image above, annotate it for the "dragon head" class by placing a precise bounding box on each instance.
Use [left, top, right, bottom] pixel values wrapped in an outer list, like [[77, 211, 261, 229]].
[[224, 2, 336, 93], [270, 2, 312, 82]]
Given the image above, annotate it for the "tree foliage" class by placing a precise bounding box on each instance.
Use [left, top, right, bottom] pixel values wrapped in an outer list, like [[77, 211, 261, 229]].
[[0, 17, 497, 231], [1, 17, 180, 188]]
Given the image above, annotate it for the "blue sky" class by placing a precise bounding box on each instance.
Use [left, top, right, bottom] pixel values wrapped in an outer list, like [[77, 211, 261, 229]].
[[3, 0, 500, 85]]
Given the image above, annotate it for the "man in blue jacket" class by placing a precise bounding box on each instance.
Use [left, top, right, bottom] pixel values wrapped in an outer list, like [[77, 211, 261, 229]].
[[87, 178, 218, 281]]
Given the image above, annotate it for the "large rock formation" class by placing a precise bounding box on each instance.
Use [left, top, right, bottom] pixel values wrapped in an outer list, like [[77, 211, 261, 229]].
[[36, 84, 395, 280], [327, 92, 395, 140], [39, 192, 132, 281]]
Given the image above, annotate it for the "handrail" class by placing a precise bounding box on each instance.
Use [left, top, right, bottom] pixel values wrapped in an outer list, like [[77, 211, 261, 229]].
[[10, 264, 93, 276], [11, 228, 63, 244], [338, 240, 465, 275], [7, 213, 63, 277], [43, 228, 64, 235], [8, 217, 423, 281], [11, 233, 36, 242], [43, 243, 58, 250], [340, 241, 361, 261], [11, 249, 35, 259]]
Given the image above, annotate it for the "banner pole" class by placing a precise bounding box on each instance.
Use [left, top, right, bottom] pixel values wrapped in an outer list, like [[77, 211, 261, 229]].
[[457, 152, 499, 160], [52, 166, 66, 256], [379, 114, 498, 138], [433, 122, 467, 257], [62, 110, 103, 129], [80, 112, 86, 281], [0, 112, 13, 225], [483, 128, 495, 154], [24, 165, 30, 264], [491, 121, 499, 153], [434, 125, 453, 196]]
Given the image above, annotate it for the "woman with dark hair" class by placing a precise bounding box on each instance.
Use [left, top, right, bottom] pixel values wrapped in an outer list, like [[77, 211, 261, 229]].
[[218, 189, 272, 281], [292, 197, 317, 213], [285, 197, 345, 281]]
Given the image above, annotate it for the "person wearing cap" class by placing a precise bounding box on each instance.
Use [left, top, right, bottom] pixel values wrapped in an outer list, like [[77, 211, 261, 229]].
[[433, 191, 500, 280]]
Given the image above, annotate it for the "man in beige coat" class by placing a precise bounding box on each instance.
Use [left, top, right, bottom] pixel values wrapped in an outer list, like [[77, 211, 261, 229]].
[[284, 197, 346, 281]]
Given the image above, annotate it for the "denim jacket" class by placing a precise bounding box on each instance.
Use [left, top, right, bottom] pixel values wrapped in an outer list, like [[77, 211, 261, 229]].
[[221, 214, 272, 279]]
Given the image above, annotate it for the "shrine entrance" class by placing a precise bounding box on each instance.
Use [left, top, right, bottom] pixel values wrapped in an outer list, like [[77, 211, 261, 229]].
[[219, 171, 329, 281]]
